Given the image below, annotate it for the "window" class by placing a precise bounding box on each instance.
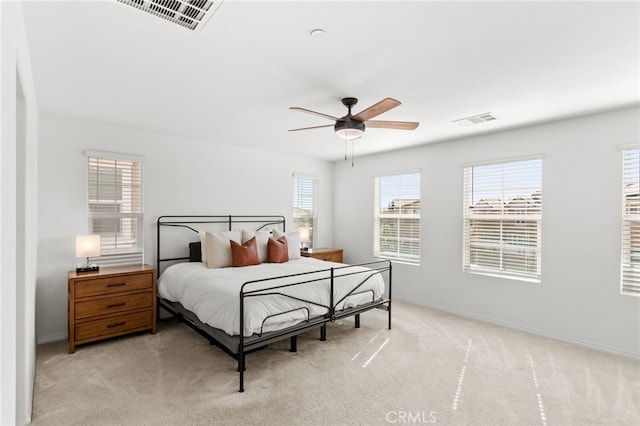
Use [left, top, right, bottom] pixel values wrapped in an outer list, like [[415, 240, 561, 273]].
[[463, 158, 542, 281], [293, 174, 317, 248], [374, 171, 421, 263], [622, 147, 640, 296], [87, 153, 143, 266]]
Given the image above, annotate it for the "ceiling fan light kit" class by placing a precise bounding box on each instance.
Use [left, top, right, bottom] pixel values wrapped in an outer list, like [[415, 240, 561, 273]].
[[335, 123, 365, 140], [334, 98, 366, 140], [289, 96, 419, 141]]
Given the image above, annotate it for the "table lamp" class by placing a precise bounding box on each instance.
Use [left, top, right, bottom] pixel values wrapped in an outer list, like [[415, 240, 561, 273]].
[[298, 227, 310, 251], [76, 234, 101, 273]]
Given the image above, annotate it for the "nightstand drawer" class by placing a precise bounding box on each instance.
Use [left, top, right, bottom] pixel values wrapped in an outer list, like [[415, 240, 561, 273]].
[[301, 248, 343, 263], [75, 292, 153, 319], [318, 253, 342, 262], [75, 311, 152, 341], [75, 272, 153, 298]]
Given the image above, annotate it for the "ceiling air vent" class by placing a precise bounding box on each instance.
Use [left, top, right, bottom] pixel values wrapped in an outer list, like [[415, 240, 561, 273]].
[[453, 112, 497, 127], [116, 0, 223, 32]]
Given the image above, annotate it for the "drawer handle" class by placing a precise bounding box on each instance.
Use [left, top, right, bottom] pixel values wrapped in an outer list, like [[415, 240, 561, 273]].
[[107, 322, 126, 329], [107, 302, 126, 308], [107, 283, 126, 288]]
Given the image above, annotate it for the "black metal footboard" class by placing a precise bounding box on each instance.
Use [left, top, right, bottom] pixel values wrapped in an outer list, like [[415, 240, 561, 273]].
[[237, 260, 391, 392]]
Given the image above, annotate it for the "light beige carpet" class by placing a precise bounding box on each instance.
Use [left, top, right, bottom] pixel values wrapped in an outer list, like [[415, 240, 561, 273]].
[[32, 301, 639, 425]]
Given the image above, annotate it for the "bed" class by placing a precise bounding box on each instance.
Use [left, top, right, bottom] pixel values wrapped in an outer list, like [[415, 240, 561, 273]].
[[156, 215, 392, 392]]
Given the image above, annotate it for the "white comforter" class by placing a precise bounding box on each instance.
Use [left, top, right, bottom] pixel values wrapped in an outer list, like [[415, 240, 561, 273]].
[[157, 258, 385, 337]]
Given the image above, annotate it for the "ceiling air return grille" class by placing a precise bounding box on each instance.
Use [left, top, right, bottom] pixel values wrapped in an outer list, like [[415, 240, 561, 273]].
[[117, 0, 223, 31], [453, 112, 497, 127]]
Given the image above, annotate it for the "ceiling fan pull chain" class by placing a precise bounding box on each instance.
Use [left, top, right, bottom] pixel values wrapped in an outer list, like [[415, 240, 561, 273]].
[[351, 140, 355, 167], [344, 139, 347, 161]]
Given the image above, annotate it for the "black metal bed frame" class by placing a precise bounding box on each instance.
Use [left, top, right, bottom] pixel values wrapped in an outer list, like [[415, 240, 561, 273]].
[[156, 215, 392, 392]]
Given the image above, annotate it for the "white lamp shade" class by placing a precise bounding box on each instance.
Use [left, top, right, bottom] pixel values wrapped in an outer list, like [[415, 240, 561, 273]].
[[298, 227, 310, 243], [76, 234, 101, 258]]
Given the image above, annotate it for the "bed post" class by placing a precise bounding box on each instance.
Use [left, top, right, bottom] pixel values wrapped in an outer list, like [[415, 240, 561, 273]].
[[239, 288, 245, 392], [156, 217, 161, 273], [329, 267, 335, 321], [388, 260, 392, 330], [156, 218, 161, 322]]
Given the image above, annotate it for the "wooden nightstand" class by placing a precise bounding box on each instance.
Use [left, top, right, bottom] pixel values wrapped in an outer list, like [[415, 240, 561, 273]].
[[300, 247, 343, 263], [68, 264, 157, 353]]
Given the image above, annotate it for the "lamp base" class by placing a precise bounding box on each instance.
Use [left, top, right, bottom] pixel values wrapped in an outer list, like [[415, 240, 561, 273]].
[[76, 265, 100, 273]]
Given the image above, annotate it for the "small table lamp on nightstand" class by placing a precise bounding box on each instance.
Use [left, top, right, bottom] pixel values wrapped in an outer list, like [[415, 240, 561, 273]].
[[76, 234, 101, 273], [298, 227, 310, 251]]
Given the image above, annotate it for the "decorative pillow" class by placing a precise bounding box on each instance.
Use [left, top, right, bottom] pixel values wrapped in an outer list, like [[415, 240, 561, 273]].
[[204, 230, 242, 268], [230, 237, 260, 267], [199, 231, 207, 263], [242, 229, 271, 263], [267, 237, 289, 263], [188, 242, 202, 262], [271, 230, 301, 260]]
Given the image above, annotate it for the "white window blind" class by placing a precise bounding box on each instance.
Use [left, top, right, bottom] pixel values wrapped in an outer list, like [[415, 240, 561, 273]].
[[293, 175, 317, 248], [621, 147, 640, 296], [88, 155, 143, 266], [463, 158, 542, 281], [374, 171, 421, 263]]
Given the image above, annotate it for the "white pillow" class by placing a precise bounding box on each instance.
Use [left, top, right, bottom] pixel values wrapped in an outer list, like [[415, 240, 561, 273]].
[[204, 230, 242, 268], [272, 230, 301, 260], [242, 229, 271, 263], [199, 231, 207, 263]]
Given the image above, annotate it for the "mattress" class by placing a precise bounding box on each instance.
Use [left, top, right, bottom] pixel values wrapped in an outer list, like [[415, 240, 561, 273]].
[[157, 258, 385, 337]]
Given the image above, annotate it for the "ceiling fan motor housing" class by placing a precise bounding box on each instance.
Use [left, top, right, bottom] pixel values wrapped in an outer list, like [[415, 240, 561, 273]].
[[334, 118, 365, 133]]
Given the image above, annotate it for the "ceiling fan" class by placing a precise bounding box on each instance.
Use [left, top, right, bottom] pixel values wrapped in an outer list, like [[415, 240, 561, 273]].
[[289, 97, 419, 140]]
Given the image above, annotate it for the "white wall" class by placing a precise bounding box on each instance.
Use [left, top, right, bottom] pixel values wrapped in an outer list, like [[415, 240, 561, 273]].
[[0, 1, 39, 425], [36, 114, 334, 344], [334, 106, 640, 358]]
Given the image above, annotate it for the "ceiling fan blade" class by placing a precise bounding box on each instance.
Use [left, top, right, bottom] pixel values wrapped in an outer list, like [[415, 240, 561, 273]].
[[366, 120, 420, 130], [353, 98, 401, 122], [289, 107, 338, 121], [288, 124, 335, 132]]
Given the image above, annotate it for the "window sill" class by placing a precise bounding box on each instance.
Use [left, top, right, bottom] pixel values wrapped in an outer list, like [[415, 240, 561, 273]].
[[464, 269, 541, 284], [375, 257, 420, 267]]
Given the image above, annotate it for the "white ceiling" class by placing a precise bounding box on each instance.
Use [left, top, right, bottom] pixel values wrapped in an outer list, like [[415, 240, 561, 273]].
[[22, 0, 639, 161]]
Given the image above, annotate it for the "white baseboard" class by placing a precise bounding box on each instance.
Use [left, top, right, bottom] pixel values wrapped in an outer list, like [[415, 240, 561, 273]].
[[17, 414, 31, 426], [37, 332, 67, 345], [395, 297, 640, 361]]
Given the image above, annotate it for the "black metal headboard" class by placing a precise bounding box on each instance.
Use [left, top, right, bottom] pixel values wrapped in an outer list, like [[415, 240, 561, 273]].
[[156, 215, 286, 273]]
